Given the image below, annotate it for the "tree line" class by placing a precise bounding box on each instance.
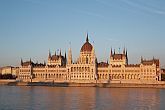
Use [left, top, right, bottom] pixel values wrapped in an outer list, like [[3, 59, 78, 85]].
[[0, 74, 17, 79]]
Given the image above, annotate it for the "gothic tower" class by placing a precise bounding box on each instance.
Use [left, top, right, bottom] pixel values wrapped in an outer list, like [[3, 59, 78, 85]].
[[68, 47, 72, 64]]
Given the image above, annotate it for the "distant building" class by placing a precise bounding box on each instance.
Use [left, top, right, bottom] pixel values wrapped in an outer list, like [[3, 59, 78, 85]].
[[1, 66, 19, 76], [18, 34, 161, 83], [161, 69, 165, 81]]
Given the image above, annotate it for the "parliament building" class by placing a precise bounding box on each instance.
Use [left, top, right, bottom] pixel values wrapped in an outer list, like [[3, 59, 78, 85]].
[[18, 34, 161, 83]]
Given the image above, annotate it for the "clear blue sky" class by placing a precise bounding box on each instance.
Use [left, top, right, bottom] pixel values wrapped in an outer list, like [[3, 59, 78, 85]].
[[0, 0, 165, 67]]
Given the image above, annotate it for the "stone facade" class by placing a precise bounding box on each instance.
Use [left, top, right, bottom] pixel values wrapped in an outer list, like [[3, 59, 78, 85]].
[[18, 34, 161, 83], [1, 66, 19, 76]]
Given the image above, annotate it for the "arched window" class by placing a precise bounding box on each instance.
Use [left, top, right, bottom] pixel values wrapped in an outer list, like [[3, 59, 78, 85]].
[[86, 57, 88, 64]]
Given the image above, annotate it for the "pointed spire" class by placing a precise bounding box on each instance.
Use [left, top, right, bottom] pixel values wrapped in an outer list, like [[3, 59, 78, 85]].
[[60, 49, 61, 56], [55, 51, 56, 56], [152, 56, 155, 64], [69, 42, 71, 48], [65, 51, 67, 59], [21, 58, 23, 66], [153, 56, 155, 60], [123, 47, 126, 54], [118, 47, 121, 54], [86, 32, 89, 42], [141, 56, 143, 63], [114, 49, 115, 55], [44, 60, 46, 65], [30, 58, 31, 64], [48, 49, 51, 58], [125, 49, 128, 64], [68, 47, 72, 64], [110, 47, 113, 57]]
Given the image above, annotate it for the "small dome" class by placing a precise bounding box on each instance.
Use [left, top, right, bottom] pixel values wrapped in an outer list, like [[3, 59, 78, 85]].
[[81, 42, 93, 52], [80, 34, 93, 52], [51, 55, 59, 60]]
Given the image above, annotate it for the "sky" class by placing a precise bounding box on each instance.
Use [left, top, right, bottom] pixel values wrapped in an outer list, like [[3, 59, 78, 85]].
[[0, 0, 165, 67]]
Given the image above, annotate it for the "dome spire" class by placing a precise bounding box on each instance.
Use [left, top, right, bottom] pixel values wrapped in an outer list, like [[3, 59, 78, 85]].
[[80, 32, 93, 52], [86, 32, 89, 42]]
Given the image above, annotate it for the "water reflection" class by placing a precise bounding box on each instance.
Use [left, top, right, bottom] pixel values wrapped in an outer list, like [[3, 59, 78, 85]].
[[0, 86, 164, 110]]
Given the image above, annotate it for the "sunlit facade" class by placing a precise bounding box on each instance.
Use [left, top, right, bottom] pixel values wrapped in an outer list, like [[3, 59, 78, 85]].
[[18, 34, 161, 83], [1, 66, 19, 76]]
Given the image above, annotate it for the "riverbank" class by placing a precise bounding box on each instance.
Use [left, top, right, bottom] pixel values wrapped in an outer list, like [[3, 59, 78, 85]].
[[1, 80, 165, 88]]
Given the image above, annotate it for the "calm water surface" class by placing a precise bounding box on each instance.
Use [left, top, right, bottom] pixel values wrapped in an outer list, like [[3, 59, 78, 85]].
[[0, 86, 165, 110]]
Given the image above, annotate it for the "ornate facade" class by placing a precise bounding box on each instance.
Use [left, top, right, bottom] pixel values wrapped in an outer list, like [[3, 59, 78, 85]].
[[18, 34, 161, 83]]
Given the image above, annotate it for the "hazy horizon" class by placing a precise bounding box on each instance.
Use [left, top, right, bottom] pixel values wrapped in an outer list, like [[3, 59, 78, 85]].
[[0, 0, 165, 67]]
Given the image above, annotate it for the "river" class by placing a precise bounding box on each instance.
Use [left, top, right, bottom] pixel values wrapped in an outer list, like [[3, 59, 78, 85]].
[[0, 86, 165, 110]]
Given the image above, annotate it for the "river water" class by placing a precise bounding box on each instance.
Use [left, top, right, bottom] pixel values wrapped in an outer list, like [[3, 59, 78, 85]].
[[0, 86, 165, 110]]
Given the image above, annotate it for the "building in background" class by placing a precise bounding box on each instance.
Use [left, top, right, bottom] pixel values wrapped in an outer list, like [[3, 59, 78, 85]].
[[161, 69, 165, 81], [1, 66, 19, 76], [18, 34, 161, 84]]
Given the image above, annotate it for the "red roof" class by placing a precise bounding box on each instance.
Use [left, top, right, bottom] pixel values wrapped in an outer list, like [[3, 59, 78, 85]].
[[22, 61, 33, 66], [98, 62, 109, 67], [142, 59, 159, 67], [81, 41, 93, 52], [51, 55, 65, 61], [112, 54, 125, 60]]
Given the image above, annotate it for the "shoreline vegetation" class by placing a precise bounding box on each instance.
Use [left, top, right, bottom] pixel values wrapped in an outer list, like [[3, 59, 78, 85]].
[[1, 80, 165, 88]]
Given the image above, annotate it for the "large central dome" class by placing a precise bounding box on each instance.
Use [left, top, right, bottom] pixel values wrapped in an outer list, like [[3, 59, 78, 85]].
[[80, 34, 93, 52]]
